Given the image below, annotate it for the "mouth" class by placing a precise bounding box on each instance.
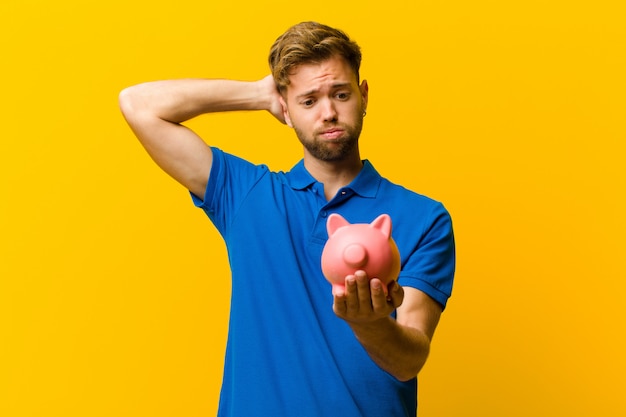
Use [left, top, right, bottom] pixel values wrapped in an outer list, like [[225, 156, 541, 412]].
[[319, 128, 345, 140]]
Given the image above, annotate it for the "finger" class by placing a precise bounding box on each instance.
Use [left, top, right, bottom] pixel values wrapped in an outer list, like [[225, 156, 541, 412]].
[[370, 278, 390, 312], [333, 292, 347, 316], [354, 270, 373, 310], [387, 281, 405, 308], [344, 274, 360, 312]]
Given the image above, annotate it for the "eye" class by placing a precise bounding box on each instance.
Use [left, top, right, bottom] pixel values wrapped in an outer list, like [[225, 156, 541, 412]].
[[301, 98, 315, 108], [336, 92, 351, 100]]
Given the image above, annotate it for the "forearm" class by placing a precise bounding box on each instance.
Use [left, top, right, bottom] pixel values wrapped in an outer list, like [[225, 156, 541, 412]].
[[349, 317, 431, 382], [119, 78, 271, 124], [333, 275, 441, 382]]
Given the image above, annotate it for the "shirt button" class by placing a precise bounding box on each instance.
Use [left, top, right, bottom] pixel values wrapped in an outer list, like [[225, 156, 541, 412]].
[[321, 211, 328, 217]]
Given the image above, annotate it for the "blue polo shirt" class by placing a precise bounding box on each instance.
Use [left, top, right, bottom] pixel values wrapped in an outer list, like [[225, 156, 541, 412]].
[[192, 147, 455, 417]]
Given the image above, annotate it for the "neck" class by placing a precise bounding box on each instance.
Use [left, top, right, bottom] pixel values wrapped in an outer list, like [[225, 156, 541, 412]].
[[304, 151, 363, 201]]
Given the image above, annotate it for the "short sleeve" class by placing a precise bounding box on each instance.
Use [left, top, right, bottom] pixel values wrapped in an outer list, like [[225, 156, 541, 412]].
[[397, 203, 456, 309], [190, 147, 269, 234]]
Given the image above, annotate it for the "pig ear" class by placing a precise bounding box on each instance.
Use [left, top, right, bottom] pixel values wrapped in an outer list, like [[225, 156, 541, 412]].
[[370, 214, 392, 238], [327, 213, 349, 236]]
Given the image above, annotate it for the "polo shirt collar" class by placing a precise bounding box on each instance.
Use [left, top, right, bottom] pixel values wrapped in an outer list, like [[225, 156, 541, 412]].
[[285, 159, 381, 198], [348, 160, 381, 198]]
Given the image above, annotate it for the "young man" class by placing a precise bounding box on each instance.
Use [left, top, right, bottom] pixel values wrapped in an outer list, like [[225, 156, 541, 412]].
[[119, 21, 455, 417]]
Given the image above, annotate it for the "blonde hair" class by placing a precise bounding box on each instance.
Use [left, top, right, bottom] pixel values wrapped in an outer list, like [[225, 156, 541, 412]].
[[268, 21, 362, 92]]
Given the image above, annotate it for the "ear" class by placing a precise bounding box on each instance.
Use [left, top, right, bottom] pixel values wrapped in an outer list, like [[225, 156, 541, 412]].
[[370, 214, 392, 238], [279, 95, 293, 128], [360, 79, 369, 114], [327, 213, 350, 236]]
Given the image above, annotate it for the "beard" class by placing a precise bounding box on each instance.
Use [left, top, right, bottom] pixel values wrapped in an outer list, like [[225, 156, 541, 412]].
[[293, 116, 364, 162]]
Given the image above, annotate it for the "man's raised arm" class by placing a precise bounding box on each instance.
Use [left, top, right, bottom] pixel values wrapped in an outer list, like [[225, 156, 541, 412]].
[[118, 76, 284, 197]]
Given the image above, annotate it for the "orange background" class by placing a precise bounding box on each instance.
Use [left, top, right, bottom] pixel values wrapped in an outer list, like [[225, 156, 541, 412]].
[[1, 1, 625, 416]]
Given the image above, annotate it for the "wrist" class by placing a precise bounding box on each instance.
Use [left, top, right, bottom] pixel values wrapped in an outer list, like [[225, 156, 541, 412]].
[[253, 78, 274, 112], [348, 316, 396, 339]]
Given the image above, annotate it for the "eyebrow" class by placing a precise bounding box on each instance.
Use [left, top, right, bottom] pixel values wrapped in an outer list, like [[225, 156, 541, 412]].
[[295, 83, 353, 100]]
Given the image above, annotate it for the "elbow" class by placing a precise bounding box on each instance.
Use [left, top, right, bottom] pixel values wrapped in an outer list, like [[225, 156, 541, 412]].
[[118, 86, 138, 120], [393, 366, 424, 383], [393, 365, 423, 382], [118, 85, 153, 129], [394, 345, 431, 382]]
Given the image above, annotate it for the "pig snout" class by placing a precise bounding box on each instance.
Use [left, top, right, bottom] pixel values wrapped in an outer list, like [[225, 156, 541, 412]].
[[343, 243, 368, 268]]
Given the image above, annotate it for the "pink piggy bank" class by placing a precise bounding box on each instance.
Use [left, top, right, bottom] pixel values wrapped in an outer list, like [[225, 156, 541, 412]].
[[321, 213, 401, 295]]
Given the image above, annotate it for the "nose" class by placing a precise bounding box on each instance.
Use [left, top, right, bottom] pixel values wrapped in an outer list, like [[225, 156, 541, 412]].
[[320, 98, 338, 122]]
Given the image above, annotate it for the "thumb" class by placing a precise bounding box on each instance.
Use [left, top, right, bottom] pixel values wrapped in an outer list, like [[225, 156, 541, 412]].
[[387, 281, 404, 307]]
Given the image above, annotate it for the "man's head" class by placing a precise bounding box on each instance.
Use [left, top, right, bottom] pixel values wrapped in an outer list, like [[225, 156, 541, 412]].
[[269, 22, 368, 163], [269, 21, 362, 93]]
